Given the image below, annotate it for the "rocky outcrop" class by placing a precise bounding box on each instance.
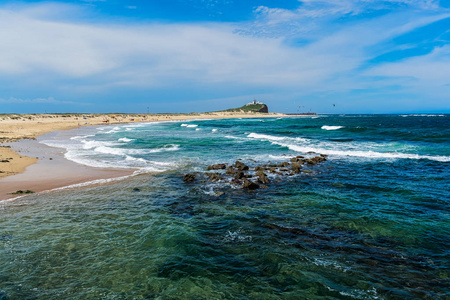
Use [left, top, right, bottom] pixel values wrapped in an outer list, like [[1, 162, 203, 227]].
[[183, 155, 327, 193], [257, 104, 269, 113], [183, 173, 196, 182]]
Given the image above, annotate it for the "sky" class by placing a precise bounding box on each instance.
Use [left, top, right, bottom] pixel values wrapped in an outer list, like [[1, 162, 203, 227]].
[[0, 0, 450, 113]]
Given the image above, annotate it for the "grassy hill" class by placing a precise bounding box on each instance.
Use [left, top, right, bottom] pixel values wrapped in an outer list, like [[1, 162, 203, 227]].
[[223, 103, 269, 113]]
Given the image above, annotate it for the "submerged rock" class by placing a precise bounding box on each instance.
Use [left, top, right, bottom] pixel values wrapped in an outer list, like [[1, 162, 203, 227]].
[[234, 171, 245, 180], [183, 173, 196, 182], [226, 166, 237, 176], [278, 162, 290, 168], [242, 179, 259, 190], [206, 173, 223, 182], [291, 162, 302, 174], [206, 163, 227, 170], [256, 170, 270, 184]]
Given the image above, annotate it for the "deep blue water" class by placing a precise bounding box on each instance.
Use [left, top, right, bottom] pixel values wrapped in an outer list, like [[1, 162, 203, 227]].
[[1, 114, 449, 299]]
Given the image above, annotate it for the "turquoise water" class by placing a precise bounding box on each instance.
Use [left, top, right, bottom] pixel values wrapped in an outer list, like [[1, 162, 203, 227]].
[[1, 115, 449, 299]]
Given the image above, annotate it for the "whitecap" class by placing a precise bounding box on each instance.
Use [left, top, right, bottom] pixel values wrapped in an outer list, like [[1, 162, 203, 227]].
[[187, 124, 198, 128], [321, 125, 344, 130], [118, 137, 135, 143]]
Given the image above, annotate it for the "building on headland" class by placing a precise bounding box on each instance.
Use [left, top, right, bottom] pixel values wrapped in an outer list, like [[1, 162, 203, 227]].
[[245, 99, 263, 106]]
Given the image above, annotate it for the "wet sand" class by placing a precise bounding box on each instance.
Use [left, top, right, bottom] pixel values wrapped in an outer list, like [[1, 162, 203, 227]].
[[0, 138, 134, 201]]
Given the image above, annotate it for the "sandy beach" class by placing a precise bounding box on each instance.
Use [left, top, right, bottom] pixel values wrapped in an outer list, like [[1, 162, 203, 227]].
[[0, 112, 284, 200]]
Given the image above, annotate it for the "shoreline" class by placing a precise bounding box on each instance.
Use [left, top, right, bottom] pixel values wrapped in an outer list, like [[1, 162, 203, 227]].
[[0, 112, 290, 201]]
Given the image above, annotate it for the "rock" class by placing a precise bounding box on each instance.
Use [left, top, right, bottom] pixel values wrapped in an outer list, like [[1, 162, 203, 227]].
[[234, 171, 245, 180], [291, 162, 302, 174], [260, 185, 268, 189], [242, 179, 259, 190], [257, 104, 269, 113], [206, 163, 227, 170], [254, 166, 266, 172], [235, 160, 249, 171], [269, 167, 278, 173], [291, 156, 306, 163], [278, 162, 290, 167], [11, 190, 34, 195], [226, 166, 237, 176], [256, 170, 270, 184], [215, 191, 225, 197], [320, 154, 328, 158], [206, 173, 223, 182], [0, 160, 9, 163], [231, 179, 243, 185], [132, 187, 141, 192], [183, 173, 196, 182], [305, 159, 317, 165]]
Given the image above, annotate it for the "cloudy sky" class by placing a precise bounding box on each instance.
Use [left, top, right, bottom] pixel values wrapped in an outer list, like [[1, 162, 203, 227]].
[[1, 0, 449, 113]]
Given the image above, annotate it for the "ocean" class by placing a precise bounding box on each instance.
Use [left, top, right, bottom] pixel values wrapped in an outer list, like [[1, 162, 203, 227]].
[[1, 114, 449, 299]]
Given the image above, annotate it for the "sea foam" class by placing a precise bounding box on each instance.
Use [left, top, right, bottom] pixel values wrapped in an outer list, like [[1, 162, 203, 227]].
[[321, 125, 344, 130]]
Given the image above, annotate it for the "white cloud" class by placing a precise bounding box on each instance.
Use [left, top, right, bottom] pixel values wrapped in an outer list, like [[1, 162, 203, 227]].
[[366, 45, 450, 91], [0, 1, 449, 112]]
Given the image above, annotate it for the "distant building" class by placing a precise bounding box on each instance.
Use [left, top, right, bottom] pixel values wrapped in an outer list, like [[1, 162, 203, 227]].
[[246, 99, 263, 106]]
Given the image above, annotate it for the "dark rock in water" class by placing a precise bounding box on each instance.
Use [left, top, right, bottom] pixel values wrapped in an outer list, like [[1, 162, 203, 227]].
[[183, 173, 196, 182], [132, 187, 141, 192], [235, 160, 249, 171], [290, 156, 305, 163], [242, 179, 259, 190], [226, 166, 237, 176], [305, 159, 316, 165], [308, 155, 326, 164], [231, 179, 242, 185], [291, 162, 302, 174], [278, 162, 290, 168], [206, 163, 227, 170], [256, 170, 270, 184], [215, 191, 225, 197], [0, 291, 9, 300], [234, 171, 245, 180], [320, 154, 328, 158], [169, 201, 195, 216], [206, 173, 223, 182], [254, 166, 266, 172], [260, 185, 268, 189]]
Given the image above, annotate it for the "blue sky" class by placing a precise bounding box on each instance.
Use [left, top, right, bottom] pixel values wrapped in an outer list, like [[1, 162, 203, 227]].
[[1, 0, 450, 113]]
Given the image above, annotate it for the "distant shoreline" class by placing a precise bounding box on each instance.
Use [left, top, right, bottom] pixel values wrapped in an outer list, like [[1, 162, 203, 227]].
[[0, 112, 289, 201]]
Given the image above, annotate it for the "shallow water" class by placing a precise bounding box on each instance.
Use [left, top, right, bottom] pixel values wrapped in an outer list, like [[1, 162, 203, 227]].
[[1, 115, 449, 299]]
